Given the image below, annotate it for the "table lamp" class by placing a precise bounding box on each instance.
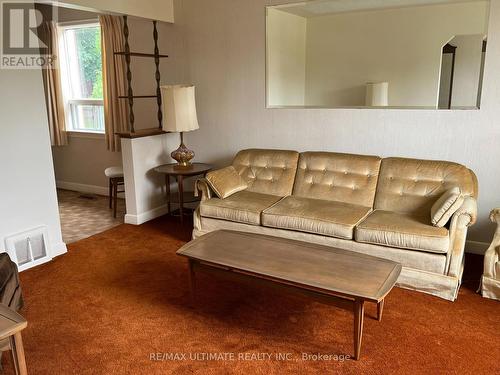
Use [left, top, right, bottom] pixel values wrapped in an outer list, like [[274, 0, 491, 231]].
[[161, 84, 200, 166]]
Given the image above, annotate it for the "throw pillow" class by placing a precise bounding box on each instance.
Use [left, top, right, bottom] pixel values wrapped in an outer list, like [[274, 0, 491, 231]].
[[205, 166, 248, 199], [431, 187, 465, 227]]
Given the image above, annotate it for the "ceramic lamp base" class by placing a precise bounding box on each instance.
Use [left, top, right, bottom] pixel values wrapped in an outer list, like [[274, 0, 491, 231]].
[[171, 132, 195, 166]]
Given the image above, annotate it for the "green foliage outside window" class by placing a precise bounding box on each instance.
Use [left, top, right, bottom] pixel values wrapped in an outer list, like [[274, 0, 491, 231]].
[[74, 27, 103, 99]]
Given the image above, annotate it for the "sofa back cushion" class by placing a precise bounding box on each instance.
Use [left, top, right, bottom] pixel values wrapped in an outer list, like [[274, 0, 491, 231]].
[[374, 157, 477, 217], [293, 152, 382, 207], [232, 149, 299, 196]]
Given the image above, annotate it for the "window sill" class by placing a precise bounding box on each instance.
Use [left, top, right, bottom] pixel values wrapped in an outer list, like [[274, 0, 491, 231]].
[[67, 131, 105, 140]]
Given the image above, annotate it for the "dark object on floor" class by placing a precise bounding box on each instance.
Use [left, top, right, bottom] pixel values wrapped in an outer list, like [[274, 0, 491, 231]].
[[78, 194, 98, 200], [0, 254, 23, 312], [0, 253, 23, 369]]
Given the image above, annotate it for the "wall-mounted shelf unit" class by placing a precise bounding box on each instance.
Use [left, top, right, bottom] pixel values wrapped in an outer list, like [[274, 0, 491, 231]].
[[114, 16, 168, 134]]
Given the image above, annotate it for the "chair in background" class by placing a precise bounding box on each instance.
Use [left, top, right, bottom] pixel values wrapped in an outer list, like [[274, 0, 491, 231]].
[[104, 166, 124, 218]]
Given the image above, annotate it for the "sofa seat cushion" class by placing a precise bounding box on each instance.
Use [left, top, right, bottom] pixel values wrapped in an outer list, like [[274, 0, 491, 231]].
[[200, 191, 282, 226], [262, 196, 372, 240], [355, 210, 449, 254]]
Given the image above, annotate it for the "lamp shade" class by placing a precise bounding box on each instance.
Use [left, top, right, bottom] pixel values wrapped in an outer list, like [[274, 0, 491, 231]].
[[161, 85, 200, 132], [365, 82, 389, 106]]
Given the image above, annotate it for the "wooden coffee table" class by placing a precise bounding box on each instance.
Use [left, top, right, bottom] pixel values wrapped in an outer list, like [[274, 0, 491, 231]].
[[177, 230, 402, 360]]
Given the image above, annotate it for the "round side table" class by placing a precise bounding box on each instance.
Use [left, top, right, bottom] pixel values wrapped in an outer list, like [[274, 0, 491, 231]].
[[154, 163, 212, 224]]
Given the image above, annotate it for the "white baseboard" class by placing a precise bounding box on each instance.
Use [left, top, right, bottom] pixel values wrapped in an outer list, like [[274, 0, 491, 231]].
[[51, 241, 68, 257], [56, 181, 108, 196], [56, 180, 124, 198], [124, 204, 170, 225], [465, 240, 488, 255]]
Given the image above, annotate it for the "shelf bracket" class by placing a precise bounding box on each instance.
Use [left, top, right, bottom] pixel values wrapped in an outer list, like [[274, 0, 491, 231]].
[[123, 15, 135, 133]]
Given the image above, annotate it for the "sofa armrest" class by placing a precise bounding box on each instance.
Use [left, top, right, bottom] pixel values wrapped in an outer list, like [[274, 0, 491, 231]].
[[484, 209, 500, 278], [195, 178, 212, 201], [446, 196, 477, 277], [454, 196, 477, 227]]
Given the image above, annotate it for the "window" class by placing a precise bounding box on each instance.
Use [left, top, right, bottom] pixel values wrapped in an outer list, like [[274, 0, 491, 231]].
[[58, 22, 104, 133]]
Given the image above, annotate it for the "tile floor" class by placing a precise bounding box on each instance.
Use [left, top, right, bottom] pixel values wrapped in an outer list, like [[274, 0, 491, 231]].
[[57, 189, 125, 244]]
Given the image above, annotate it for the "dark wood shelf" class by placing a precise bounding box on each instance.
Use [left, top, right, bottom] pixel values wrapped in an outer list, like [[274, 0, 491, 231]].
[[116, 128, 167, 139], [118, 95, 159, 99], [155, 163, 213, 177], [114, 51, 169, 58], [168, 208, 195, 217], [169, 192, 199, 204]]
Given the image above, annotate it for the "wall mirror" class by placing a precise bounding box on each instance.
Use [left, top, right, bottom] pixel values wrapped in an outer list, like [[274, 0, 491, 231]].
[[266, 0, 490, 109]]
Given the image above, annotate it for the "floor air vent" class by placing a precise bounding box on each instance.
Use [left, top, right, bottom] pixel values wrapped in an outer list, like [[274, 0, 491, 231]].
[[4, 226, 52, 271], [78, 194, 98, 200]]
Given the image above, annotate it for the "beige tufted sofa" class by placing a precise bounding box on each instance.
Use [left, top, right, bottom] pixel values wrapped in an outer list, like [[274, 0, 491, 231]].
[[480, 209, 500, 300], [194, 149, 478, 301]]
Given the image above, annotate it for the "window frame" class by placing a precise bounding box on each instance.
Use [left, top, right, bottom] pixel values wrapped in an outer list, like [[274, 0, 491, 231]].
[[57, 20, 105, 135]]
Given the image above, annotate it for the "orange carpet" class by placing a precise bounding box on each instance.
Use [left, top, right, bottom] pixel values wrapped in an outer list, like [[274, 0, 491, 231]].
[[4, 216, 499, 374]]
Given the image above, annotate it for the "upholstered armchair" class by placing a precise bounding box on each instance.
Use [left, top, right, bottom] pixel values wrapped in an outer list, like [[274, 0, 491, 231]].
[[481, 208, 500, 300]]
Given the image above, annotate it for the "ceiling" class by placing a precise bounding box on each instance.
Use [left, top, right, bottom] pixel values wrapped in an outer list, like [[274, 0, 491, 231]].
[[273, 0, 488, 18]]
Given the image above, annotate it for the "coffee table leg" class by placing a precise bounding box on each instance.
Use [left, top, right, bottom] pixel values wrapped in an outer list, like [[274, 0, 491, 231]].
[[354, 299, 364, 360], [377, 299, 384, 322], [188, 259, 196, 304]]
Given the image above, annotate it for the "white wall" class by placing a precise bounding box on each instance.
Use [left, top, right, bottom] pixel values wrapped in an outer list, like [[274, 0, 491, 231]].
[[176, 0, 500, 246], [59, 0, 174, 22], [0, 68, 66, 260], [52, 134, 123, 194], [266, 8, 306, 106], [303, 1, 489, 107], [121, 134, 177, 225]]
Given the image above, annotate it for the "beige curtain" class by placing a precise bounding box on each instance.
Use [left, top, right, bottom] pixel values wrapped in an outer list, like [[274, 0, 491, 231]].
[[100, 15, 129, 152], [39, 21, 68, 146]]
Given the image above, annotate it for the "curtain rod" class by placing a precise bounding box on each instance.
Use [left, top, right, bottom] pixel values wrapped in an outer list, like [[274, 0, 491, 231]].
[[57, 18, 99, 27]]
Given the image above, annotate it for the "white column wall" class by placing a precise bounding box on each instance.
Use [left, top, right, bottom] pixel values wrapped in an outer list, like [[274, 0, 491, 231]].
[[121, 134, 178, 225]]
